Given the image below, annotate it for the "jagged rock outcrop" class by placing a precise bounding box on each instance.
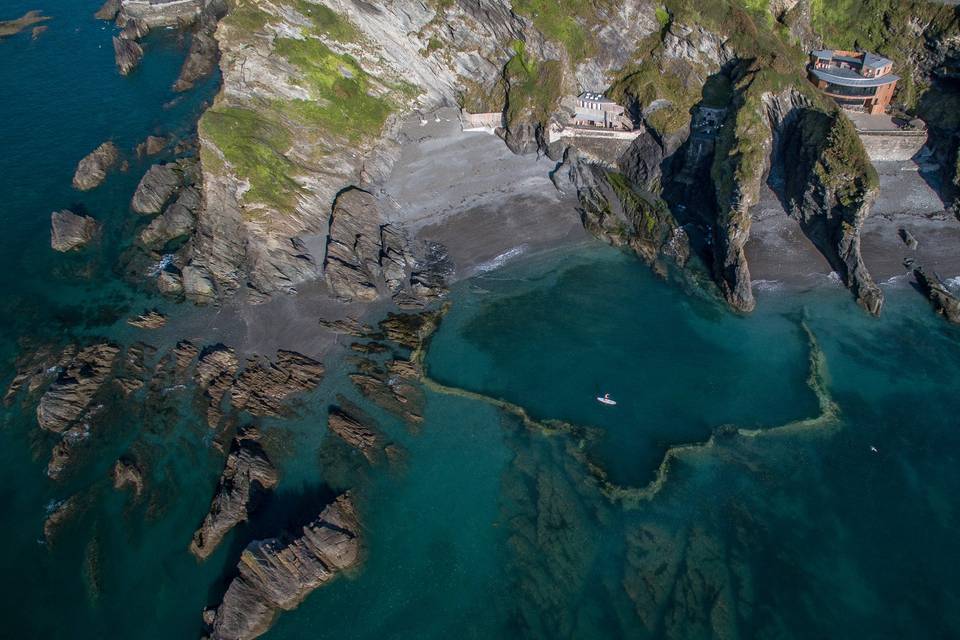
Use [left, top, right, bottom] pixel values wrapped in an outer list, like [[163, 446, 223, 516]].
[[112, 458, 144, 496], [4, 343, 78, 407], [230, 350, 324, 416], [131, 162, 188, 215], [138, 186, 200, 247], [323, 188, 411, 302], [173, 340, 200, 370], [72, 141, 120, 191], [195, 345, 239, 427], [914, 267, 960, 324], [567, 152, 688, 277], [127, 309, 167, 329], [36, 343, 119, 433], [50, 210, 99, 252], [205, 494, 360, 640], [350, 357, 424, 426], [190, 428, 278, 559], [118, 0, 205, 28], [327, 398, 382, 462], [113, 35, 143, 75], [780, 107, 883, 315]]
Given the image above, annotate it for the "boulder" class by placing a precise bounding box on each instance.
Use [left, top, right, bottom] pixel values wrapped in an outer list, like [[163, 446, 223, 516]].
[[113, 35, 143, 75], [138, 186, 199, 247], [131, 163, 181, 215], [206, 494, 361, 640], [182, 264, 217, 304], [157, 269, 184, 296], [190, 428, 278, 559], [51, 210, 99, 252], [899, 227, 919, 250], [914, 267, 960, 324], [72, 141, 120, 191]]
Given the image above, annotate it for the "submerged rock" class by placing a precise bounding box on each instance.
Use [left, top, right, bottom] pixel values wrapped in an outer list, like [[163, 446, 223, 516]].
[[914, 267, 960, 324], [230, 350, 324, 417], [190, 428, 278, 560], [51, 210, 99, 252], [350, 357, 424, 426], [36, 343, 119, 433], [136, 135, 168, 158], [43, 497, 78, 543], [112, 35, 143, 76], [205, 494, 360, 640], [131, 163, 182, 215], [112, 458, 144, 497], [72, 141, 120, 191]]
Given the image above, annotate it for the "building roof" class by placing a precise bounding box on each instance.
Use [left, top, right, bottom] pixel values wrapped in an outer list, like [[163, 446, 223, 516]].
[[810, 49, 893, 70], [811, 66, 900, 87], [578, 91, 615, 103]]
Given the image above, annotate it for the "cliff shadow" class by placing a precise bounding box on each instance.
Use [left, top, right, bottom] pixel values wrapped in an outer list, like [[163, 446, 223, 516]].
[[916, 81, 960, 211], [203, 482, 339, 608], [659, 68, 737, 267]]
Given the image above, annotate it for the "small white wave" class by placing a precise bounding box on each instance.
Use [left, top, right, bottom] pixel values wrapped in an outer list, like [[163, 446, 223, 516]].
[[472, 245, 529, 275], [148, 254, 175, 277], [751, 279, 783, 292], [880, 274, 908, 287], [162, 384, 186, 395], [944, 276, 960, 294]]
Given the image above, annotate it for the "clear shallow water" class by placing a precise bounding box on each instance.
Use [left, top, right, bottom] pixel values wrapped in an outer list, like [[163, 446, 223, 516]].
[[2, 4, 960, 638]]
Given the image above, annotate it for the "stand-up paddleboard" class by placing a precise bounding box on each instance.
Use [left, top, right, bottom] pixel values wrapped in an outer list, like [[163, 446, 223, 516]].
[[597, 393, 617, 406]]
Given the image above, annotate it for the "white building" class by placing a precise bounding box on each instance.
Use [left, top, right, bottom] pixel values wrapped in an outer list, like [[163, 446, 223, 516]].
[[572, 92, 630, 130]]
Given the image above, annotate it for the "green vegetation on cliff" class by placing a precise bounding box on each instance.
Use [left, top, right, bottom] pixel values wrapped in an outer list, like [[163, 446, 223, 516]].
[[200, 107, 299, 211], [511, 0, 611, 61], [503, 41, 564, 129], [274, 37, 394, 143]]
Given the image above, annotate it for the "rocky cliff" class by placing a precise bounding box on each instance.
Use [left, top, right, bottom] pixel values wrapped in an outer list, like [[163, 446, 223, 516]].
[[179, 0, 958, 316]]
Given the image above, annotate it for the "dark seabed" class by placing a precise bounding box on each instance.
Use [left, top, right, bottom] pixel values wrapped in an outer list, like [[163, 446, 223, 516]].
[[2, 3, 960, 639]]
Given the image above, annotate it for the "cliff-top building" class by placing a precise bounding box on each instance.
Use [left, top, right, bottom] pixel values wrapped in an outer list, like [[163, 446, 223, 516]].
[[808, 49, 899, 114], [572, 92, 633, 130]]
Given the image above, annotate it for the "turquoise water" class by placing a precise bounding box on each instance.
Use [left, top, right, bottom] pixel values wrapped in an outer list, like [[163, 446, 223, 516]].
[[3, 4, 960, 638]]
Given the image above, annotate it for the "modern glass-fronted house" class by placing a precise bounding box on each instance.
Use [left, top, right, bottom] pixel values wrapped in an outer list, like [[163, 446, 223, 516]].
[[808, 49, 899, 114]]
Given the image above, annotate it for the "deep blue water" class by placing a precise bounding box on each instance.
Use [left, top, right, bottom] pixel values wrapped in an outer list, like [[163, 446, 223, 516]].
[[2, 3, 960, 639]]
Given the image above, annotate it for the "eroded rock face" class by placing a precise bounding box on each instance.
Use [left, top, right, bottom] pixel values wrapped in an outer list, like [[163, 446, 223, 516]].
[[206, 494, 361, 640], [94, 0, 120, 21], [230, 350, 324, 417], [914, 267, 960, 324], [182, 264, 217, 304], [36, 343, 120, 433], [780, 107, 883, 315], [190, 428, 278, 560], [72, 142, 120, 191], [51, 210, 100, 252]]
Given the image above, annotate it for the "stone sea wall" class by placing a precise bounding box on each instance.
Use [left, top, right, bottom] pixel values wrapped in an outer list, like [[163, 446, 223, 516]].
[[856, 130, 928, 162]]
